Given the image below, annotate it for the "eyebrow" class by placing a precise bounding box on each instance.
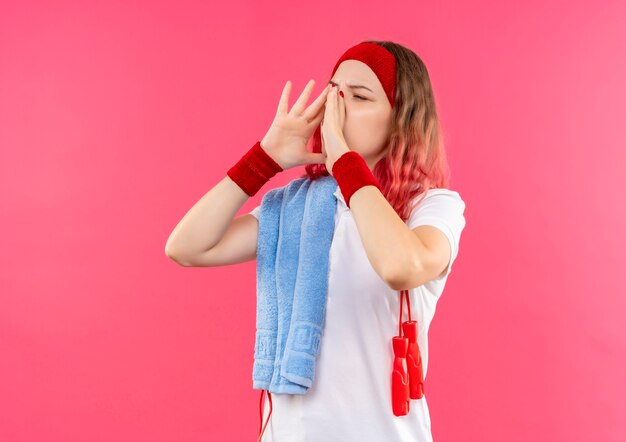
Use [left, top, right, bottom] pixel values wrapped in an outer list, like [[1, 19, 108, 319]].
[[328, 80, 374, 93]]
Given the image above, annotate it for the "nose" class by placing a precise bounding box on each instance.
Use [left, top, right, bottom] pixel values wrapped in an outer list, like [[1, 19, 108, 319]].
[[331, 81, 345, 95]]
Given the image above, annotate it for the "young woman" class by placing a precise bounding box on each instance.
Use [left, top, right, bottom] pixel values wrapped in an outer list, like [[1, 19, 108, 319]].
[[165, 40, 466, 442]]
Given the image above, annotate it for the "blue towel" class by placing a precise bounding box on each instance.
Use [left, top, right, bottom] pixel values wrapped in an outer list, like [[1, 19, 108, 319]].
[[253, 175, 338, 394]]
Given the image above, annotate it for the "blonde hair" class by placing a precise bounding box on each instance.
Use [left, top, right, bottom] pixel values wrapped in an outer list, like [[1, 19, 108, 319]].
[[301, 40, 452, 222]]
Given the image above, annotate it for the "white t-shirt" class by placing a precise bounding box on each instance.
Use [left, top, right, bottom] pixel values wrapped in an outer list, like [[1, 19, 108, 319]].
[[248, 184, 466, 442]]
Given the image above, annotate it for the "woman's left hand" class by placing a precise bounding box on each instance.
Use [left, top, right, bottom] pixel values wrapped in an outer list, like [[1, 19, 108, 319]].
[[320, 84, 351, 175]]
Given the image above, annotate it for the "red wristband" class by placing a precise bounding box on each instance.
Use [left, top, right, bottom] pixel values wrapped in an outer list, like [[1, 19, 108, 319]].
[[227, 141, 284, 196], [331, 151, 383, 208]]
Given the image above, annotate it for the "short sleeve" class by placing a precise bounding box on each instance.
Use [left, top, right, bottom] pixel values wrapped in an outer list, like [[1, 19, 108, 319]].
[[407, 189, 466, 279], [248, 204, 261, 219]]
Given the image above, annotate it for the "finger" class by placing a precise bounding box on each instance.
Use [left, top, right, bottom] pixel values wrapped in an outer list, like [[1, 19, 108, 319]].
[[277, 80, 292, 116], [307, 102, 326, 125], [291, 79, 316, 115], [303, 83, 332, 121], [324, 84, 336, 122], [338, 89, 345, 131], [304, 84, 330, 121]]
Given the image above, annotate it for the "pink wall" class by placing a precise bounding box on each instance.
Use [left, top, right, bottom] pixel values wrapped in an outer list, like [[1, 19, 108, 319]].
[[1, 1, 625, 441]]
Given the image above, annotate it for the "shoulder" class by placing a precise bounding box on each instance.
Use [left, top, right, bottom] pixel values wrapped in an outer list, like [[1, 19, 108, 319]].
[[406, 187, 467, 254], [407, 188, 466, 223], [413, 187, 465, 206]]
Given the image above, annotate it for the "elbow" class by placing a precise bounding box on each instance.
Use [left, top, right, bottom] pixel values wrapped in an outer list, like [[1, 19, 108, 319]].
[[164, 249, 183, 265], [384, 274, 409, 291], [164, 245, 193, 267], [164, 243, 178, 261], [383, 256, 423, 291], [164, 238, 177, 260], [167, 254, 193, 267]]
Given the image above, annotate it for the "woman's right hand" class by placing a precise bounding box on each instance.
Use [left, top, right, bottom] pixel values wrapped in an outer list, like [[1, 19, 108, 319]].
[[260, 79, 330, 170]]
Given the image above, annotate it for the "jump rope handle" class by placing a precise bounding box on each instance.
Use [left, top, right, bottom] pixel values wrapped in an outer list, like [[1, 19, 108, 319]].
[[391, 334, 410, 416], [403, 320, 425, 400], [391, 289, 425, 416]]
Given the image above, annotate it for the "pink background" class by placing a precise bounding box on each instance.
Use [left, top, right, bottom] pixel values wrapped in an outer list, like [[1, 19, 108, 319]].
[[1, 1, 625, 441]]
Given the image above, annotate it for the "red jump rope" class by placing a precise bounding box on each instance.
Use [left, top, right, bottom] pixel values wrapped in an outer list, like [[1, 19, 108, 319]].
[[392, 288, 425, 416]]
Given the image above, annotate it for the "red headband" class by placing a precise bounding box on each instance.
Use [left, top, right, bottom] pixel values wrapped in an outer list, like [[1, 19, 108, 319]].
[[330, 42, 397, 108]]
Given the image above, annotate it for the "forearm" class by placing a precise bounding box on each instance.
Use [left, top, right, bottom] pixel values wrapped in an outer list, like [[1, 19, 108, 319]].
[[349, 186, 425, 287], [164, 175, 250, 259], [165, 140, 283, 261]]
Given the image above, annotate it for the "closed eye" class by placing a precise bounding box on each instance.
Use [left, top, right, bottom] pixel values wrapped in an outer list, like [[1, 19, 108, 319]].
[[354, 95, 367, 101]]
